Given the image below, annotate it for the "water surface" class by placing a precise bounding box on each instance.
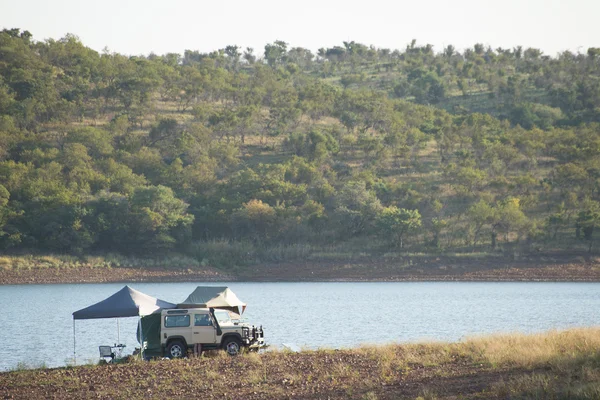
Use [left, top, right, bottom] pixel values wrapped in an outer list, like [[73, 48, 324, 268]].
[[1, 282, 599, 370]]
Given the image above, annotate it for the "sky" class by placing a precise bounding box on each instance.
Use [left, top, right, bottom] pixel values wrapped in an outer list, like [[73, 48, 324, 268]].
[[1, 0, 598, 57]]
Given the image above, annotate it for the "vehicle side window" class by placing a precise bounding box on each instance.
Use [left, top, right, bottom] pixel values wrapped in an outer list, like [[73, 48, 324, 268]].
[[165, 314, 190, 328], [194, 314, 213, 326], [215, 310, 231, 324]]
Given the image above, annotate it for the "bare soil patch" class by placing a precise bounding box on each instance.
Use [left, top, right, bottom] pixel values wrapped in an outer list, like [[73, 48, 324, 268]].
[[0, 266, 233, 285], [0, 350, 552, 399], [1, 254, 598, 285], [236, 254, 600, 282]]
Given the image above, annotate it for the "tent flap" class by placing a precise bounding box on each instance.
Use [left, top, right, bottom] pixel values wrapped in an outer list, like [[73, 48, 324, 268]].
[[72, 286, 176, 320], [137, 314, 162, 358]]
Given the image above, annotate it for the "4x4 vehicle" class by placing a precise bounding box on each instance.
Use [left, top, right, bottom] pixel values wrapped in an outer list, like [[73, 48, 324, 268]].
[[160, 308, 264, 357]]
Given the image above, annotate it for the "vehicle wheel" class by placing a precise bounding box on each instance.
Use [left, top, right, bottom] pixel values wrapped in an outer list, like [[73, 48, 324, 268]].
[[222, 337, 242, 356], [166, 340, 186, 358]]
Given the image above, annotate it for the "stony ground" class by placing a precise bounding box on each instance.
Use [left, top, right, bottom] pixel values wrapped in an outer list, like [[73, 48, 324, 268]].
[[0, 265, 233, 285], [3, 328, 600, 399], [236, 254, 600, 282], [3, 254, 597, 285]]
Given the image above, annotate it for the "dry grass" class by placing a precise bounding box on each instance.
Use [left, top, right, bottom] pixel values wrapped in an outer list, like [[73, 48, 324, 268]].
[[2, 328, 599, 399], [466, 328, 600, 368], [0, 253, 201, 271]]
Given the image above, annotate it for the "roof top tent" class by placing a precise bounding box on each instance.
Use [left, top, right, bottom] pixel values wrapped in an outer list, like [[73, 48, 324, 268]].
[[72, 285, 176, 363], [177, 286, 247, 315]]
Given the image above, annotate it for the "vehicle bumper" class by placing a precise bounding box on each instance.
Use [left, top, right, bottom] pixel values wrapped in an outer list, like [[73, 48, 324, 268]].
[[243, 326, 265, 349], [248, 338, 266, 349]]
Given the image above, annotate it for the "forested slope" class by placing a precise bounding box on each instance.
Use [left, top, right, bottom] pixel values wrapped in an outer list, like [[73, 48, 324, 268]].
[[0, 29, 599, 269]]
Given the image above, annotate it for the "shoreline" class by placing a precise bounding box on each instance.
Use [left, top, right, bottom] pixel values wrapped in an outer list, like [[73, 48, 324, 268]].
[[2, 328, 599, 399], [2, 255, 599, 284]]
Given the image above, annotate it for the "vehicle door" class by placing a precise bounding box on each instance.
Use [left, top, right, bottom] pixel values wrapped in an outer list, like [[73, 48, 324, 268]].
[[193, 312, 216, 344], [163, 312, 192, 345]]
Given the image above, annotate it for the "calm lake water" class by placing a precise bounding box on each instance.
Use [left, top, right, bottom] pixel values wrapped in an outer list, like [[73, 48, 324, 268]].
[[1, 281, 600, 371]]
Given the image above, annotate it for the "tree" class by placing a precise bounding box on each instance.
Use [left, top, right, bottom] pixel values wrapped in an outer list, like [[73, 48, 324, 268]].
[[243, 47, 256, 64], [176, 66, 204, 111], [430, 217, 448, 248], [577, 198, 600, 253], [334, 181, 382, 236], [231, 199, 277, 242], [264, 41, 288, 66], [297, 80, 337, 121], [283, 129, 339, 162], [467, 199, 496, 247], [0, 184, 20, 248], [127, 185, 194, 251], [547, 201, 575, 240], [148, 118, 179, 146], [376, 206, 422, 248], [224, 45, 241, 70], [287, 47, 314, 69], [494, 197, 529, 247], [264, 88, 301, 140]]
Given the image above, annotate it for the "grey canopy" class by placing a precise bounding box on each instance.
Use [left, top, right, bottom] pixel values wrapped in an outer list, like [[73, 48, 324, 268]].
[[178, 286, 246, 314], [72, 285, 176, 320]]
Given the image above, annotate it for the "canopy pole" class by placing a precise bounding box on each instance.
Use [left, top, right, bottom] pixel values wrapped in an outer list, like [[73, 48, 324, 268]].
[[138, 317, 144, 360], [117, 318, 120, 344], [72, 319, 76, 366]]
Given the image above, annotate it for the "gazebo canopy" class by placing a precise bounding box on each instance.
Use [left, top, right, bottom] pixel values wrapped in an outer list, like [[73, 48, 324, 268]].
[[72, 285, 176, 320]]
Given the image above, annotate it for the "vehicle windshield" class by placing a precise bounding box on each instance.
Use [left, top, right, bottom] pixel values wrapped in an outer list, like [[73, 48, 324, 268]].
[[214, 310, 232, 324]]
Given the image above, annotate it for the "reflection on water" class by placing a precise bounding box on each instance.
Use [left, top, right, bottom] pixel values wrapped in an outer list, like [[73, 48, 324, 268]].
[[1, 281, 599, 370]]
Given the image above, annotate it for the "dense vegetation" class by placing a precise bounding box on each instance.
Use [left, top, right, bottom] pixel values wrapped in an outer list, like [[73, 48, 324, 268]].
[[0, 28, 599, 266]]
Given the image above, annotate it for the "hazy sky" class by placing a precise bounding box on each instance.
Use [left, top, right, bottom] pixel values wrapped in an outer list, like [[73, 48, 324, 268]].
[[1, 0, 598, 57]]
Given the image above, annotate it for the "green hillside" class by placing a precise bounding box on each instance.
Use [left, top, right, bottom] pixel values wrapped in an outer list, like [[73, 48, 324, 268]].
[[0, 29, 599, 270]]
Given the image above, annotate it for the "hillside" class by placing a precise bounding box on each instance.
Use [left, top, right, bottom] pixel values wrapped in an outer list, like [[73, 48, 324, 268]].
[[0, 29, 599, 277]]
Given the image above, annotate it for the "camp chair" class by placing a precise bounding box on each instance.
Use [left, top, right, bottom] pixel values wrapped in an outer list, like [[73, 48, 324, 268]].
[[99, 345, 114, 362], [99, 344, 126, 363]]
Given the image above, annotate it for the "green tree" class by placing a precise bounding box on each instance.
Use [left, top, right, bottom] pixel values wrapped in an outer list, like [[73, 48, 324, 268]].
[[128, 185, 194, 251], [334, 181, 382, 236], [264, 41, 288, 66], [494, 197, 529, 248], [376, 206, 422, 248], [0, 184, 20, 248], [231, 199, 277, 242], [577, 198, 600, 252], [467, 199, 496, 247]]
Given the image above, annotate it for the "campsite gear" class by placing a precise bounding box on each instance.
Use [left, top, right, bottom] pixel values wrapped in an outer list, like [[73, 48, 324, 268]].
[[72, 286, 175, 364], [73, 286, 176, 319], [178, 286, 247, 315], [98, 344, 126, 363], [73, 285, 264, 362]]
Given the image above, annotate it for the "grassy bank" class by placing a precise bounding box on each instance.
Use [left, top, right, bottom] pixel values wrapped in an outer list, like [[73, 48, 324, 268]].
[[0, 250, 599, 284], [0, 253, 232, 284], [2, 328, 600, 399], [0, 253, 202, 271]]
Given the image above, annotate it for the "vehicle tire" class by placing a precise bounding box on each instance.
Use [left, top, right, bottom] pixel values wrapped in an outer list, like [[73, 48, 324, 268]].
[[166, 340, 186, 359], [222, 337, 242, 356]]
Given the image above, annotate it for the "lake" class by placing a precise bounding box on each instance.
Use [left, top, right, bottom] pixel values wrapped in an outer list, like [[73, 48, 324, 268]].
[[1, 281, 599, 371]]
